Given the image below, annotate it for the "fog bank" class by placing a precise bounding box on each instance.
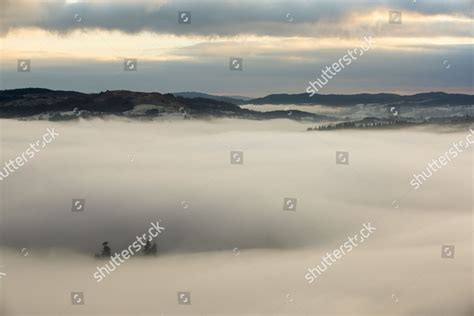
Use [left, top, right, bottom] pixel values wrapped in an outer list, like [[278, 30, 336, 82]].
[[0, 118, 471, 315]]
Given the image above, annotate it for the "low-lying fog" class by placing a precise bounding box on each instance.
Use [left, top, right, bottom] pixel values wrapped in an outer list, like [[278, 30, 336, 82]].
[[241, 103, 473, 120], [0, 118, 472, 315]]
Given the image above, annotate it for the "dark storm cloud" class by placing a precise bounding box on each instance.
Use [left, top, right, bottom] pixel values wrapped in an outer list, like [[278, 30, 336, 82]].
[[1, 0, 472, 37]]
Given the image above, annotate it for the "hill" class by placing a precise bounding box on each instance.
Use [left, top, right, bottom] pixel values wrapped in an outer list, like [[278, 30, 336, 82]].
[[0, 88, 330, 121], [245, 92, 474, 106]]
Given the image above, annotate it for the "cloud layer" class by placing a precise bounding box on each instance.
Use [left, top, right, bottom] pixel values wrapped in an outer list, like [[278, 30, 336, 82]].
[[1, 0, 472, 37], [1, 0, 472, 95], [0, 118, 472, 315]]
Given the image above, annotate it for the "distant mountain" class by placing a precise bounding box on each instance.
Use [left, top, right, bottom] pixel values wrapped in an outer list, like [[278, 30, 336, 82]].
[[2, 88, 471, 123], [245, 92, 474, 106], [172, 92, 248, 104], [0, 88, 330, 121], [226, 95, 253, 101]]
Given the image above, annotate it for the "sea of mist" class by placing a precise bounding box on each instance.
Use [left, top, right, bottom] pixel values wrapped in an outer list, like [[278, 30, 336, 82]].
[[0, 118, 472, 315], [241, 104, 472, 120]]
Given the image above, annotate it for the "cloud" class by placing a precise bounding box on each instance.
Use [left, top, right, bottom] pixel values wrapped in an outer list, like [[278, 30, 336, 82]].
[[1, 0, 472, 37], [0, 0, 472, 94], [1, 44, 472, 95]]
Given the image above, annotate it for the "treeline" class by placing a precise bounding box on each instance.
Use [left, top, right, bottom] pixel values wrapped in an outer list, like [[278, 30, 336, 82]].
[[308, 120, 407, 131], [308, 115, 473, 131]]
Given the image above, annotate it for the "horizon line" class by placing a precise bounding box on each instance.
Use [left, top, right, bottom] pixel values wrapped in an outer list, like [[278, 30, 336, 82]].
[[2, 87, 473, 99]]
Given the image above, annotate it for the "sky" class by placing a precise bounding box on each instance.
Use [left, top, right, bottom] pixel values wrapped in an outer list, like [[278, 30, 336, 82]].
[[0, 0, 473, 97]]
